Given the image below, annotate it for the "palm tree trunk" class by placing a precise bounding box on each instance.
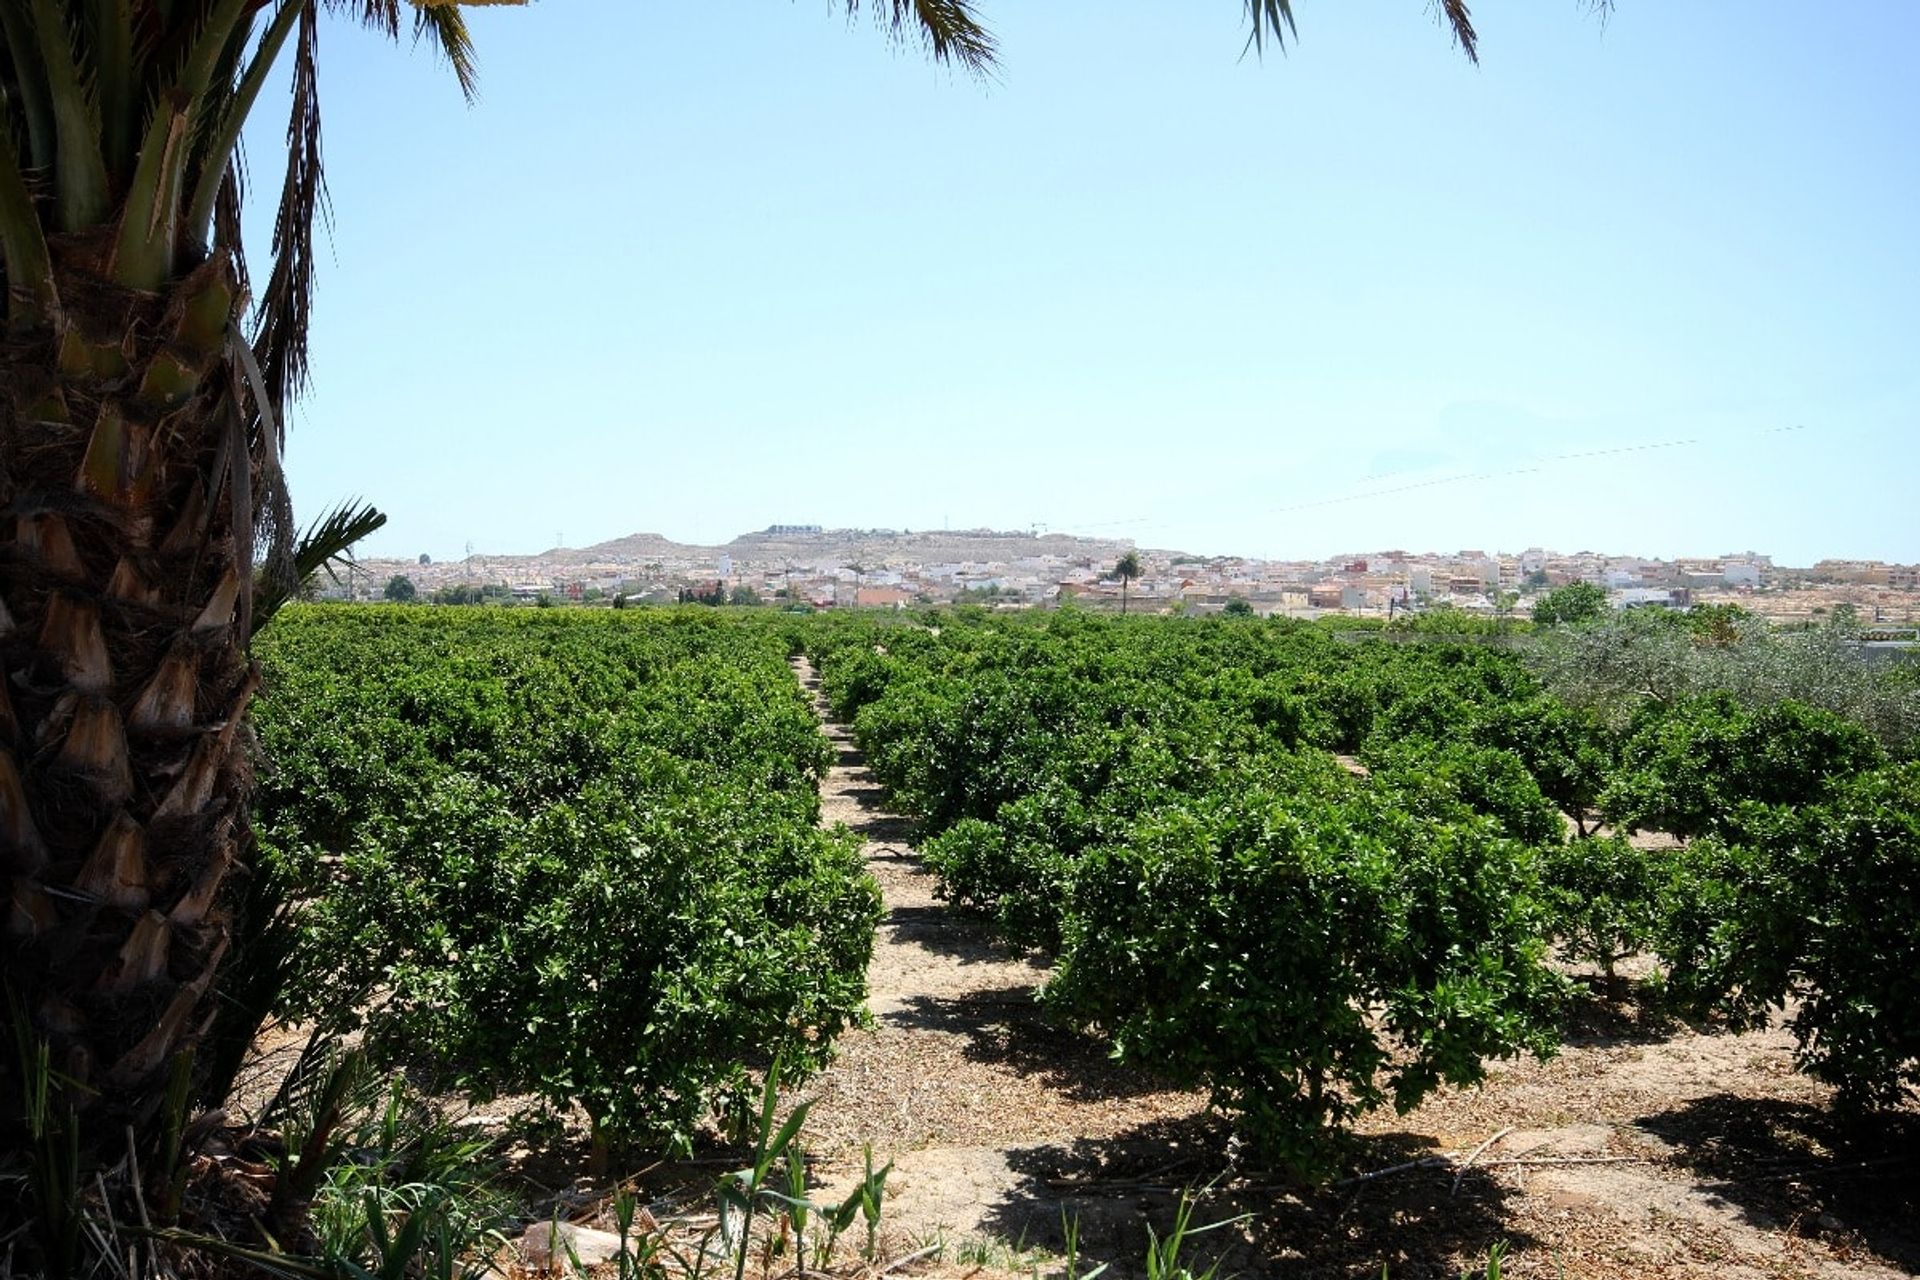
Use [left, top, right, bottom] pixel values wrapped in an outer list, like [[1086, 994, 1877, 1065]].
[[2, 243, 260, 1148]]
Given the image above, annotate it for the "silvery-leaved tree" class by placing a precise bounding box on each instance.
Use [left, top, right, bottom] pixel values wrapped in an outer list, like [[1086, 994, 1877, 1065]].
[[0, 0, 1487, 1197]]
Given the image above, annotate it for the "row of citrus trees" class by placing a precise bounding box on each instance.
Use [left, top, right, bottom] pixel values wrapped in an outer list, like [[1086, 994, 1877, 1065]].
[[251, 607, 879, 1153], [807, 609, 1919, 1174]]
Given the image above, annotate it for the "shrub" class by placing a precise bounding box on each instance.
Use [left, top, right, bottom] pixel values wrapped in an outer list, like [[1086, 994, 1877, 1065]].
[[1601, 695, 1886, 838], [1659, 765, 1920, 1109], [1475, 697, 1616, 835], [1366, 740, 1566, 848], [1047, 784, 1565, 1177], [1540, 836, 1673, 975], [1531, 609, 1920, 752], [922, 815, 1073, 951], [1531, 582, 1609, 627], [255, 609, 877, 1151], [1294, 669, 1378, 751]]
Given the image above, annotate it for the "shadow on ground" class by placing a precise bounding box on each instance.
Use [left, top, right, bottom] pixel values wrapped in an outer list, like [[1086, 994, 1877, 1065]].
[[1636, 1093, 1920, 1272], [823, 751, 918, 842], [1554, 974, 1698, 1049], [842, 803, 916, 843], [882, 987, 1176, 1104], [879, 903, 1045, 971], [981, 1116, 1531, 1280]]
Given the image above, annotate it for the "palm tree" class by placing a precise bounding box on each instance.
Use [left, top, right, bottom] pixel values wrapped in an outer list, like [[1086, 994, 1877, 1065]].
[[0, 0, 1491, 1195], [0, 0, 500, 1179], [1115, 551, 1144, 614]]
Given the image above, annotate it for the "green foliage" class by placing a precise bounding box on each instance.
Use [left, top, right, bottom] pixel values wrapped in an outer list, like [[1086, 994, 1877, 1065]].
[[811, 612, 1566, 1174], [1530, 581, 1608, 627], [1222, 597, 1255, 617], [303, 1077, 512, 1278], [1474, 697, 1615, 835], [806, 607, 1918, 1160], [429, 583, 511, 606], [1366, 740, 1565, 848], [253, 608, 878, 1151], [1657, 765, 1920, 1109], [382, 574, 417, 603], [1140, 1187, 1248, 1280], [1601, 695, 1886, 838], [1048, 783, 1564, 1177], [1539, 836, 1675, 975], [923, 815, 1075, 951], [1682, 602, 1753, 646]]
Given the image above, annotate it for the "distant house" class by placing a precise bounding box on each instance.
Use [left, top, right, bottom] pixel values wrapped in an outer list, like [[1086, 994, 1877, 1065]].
[[1308, 581, 1346, 610], [854, 587, 911, 608], [1616, 587, 1693, 610]]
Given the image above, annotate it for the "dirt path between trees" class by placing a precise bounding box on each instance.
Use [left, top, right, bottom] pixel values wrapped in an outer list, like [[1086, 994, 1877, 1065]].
[[786, 658, 1203, 1248], [784, 659, 1917, 1280]]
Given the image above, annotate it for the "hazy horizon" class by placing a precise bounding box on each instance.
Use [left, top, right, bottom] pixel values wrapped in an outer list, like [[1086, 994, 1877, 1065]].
[[364, 521, 1861, 571]]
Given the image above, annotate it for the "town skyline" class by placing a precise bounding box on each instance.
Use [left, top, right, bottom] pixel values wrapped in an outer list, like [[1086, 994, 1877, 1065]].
[[377, 521, 1907, 576], [340, 523, 1920, 626]]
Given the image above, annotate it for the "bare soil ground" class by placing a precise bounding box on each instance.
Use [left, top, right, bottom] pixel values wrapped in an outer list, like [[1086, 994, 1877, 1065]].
[[782, 659, 1920, 1280]]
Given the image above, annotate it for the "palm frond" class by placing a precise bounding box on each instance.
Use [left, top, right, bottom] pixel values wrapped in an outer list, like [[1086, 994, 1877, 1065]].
[[411, 3, 479, 101], [251, 1, 491, 408], [1246, 0, 1483, 61], [839, 0, 997, 77], [252, 0, 324, 416], [1435, 0, 1479, 64], [291, 496, 386, 585], [1243, 0, 1298, 57], [251, 497, 387, 634]]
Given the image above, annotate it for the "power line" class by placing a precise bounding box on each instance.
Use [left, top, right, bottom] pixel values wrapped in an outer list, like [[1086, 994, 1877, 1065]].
[[1267, 424, 1810, 517]]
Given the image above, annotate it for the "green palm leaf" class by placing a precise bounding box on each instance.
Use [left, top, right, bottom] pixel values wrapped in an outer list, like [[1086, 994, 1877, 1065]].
[[252, 497, 388, 635]]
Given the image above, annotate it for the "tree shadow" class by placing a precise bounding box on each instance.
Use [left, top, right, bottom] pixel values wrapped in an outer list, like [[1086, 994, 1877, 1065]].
[[1554, 974, 1696, 1049], [877, 903, 1046, 971], [845, 805, 916, 843], [1635, 1094, 1920, 1271], [880, 987, 1177, 1105], [823, 746, 919, 842], [981, 1116, 1533, 1279]]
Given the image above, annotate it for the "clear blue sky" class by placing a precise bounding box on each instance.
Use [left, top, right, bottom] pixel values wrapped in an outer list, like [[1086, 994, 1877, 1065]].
[[252, 2, 1920, 565]]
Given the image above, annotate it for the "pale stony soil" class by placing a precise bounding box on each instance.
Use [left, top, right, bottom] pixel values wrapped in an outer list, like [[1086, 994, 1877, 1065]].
[[790, 659, 1203, 1249], [781, 658, 1919, 1280]]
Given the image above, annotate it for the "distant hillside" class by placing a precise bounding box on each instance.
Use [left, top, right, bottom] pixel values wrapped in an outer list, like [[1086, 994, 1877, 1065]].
[[357, 527, 1160, 586], [722, 527, 1143, 567], [549, 532, 719, 565]]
